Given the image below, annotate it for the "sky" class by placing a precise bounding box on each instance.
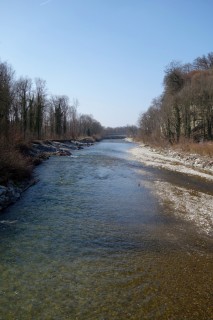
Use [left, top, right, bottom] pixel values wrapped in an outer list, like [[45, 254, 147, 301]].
[[0, 0, 213, 127]]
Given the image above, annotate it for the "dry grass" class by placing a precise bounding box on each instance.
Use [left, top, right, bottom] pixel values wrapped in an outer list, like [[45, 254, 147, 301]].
[[0, 141, 32, 185], [135, 135, 170, 148], [173, 141, 213, 157], [137, 135, 213, 157]]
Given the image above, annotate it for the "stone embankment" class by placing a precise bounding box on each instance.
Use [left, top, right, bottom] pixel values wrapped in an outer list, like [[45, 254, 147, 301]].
[[0, 138, 95, 211], [0, 180, 36, 211], [129, 142, 213, 180], [30, 138, 94, 158]]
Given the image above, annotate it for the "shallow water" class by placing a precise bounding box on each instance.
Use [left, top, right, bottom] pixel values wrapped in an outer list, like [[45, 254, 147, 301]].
[[0, 140, 212, 319]]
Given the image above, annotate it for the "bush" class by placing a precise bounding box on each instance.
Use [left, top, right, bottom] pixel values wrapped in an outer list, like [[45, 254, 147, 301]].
[[0, 142, 32, 185], [173, 140, 213, 157]]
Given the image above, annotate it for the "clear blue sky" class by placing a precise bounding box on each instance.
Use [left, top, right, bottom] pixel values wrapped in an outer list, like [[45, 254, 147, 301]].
[[1, 0, 213, 127]]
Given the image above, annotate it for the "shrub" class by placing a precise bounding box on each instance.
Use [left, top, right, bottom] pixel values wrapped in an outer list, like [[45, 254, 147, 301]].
[[0, 142, 32, 185], [173, 139, 213, 157]]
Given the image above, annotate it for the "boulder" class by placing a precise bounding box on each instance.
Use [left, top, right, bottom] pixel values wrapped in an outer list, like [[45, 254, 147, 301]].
[[0, 186, 7, 196], [0, 183, 21, 211]]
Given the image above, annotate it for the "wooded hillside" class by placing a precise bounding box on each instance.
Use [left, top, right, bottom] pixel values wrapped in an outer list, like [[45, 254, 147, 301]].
[[139, 52, 213, 144]]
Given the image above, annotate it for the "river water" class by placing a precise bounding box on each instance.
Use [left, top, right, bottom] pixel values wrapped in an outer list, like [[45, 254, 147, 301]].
[[0, 140, 212, 320]]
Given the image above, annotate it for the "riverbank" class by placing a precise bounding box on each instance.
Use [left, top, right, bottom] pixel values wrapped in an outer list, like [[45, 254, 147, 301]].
[[128, 141, 213, 180], [128, 141, 213, 236], [0, 138, 95, 211]]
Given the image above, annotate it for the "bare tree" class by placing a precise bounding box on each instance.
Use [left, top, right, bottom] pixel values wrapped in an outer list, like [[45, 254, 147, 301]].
[[14, 77, 32, 139], [0, 61, 14, 141], [34, 78, 47, 139], [69, 98, 79, 139]]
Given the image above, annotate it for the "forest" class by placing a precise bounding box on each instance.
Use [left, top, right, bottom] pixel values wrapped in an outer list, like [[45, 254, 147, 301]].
[[138, 52, 213, 145], [0, 59, 105, 184], [0, 59, 103, 144]]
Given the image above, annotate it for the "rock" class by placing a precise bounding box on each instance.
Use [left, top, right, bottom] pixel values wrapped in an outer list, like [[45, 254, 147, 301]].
[[32, 143, 57, 153], [7, 183, 21, 203], [0, 186, 7, 196], [79, 137, 95, 144], [56, 149, 72, 156], [0, 182, 22, 211]]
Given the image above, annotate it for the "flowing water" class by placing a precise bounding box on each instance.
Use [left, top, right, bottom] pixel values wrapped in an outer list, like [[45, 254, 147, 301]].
[[0, 140, 212, 320]]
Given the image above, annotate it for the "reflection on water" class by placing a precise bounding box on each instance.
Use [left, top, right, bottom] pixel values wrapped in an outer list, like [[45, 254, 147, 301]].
[[0, 140, 212, 319]]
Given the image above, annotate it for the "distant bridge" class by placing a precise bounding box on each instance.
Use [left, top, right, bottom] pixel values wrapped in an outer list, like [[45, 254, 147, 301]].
[[102, 134, 127, 139]]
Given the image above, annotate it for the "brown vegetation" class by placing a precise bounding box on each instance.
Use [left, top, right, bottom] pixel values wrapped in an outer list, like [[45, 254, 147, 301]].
[[138, 52, 213, 145], [0, 58, 104, 185], [173, 140, 213, 157], [0, 59, 103, 144], [0, 141, 32, 185]]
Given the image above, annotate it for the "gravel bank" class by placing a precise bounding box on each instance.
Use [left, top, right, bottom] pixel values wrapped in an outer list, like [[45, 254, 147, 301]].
[[128, 142, 213, 236], [129, 143, 213, 181]]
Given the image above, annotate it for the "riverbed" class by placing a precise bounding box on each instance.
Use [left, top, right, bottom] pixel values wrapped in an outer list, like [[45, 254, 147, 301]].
[[0, 140, 212, 319]]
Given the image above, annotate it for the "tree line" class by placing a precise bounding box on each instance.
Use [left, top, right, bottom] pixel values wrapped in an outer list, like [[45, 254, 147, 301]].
[[0, 59, 103, 144], [103, 125, 138, 137], [138, 52, 213, 144]]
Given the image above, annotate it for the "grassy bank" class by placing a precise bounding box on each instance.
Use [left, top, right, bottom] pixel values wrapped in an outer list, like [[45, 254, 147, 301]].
[[0, 141, 33, 186], [137, 136, 213, 158], [172, 141, 213, 157]]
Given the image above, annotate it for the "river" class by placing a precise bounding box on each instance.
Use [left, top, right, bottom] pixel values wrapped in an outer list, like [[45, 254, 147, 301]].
[[0, 140, 212, 320]]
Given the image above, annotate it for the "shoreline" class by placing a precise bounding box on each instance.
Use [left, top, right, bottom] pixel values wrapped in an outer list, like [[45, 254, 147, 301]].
[[1, 139, 213, 236], [128, 141, 213, 181], [0, 138, 95, 212], [128, 142, 213, 236]]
